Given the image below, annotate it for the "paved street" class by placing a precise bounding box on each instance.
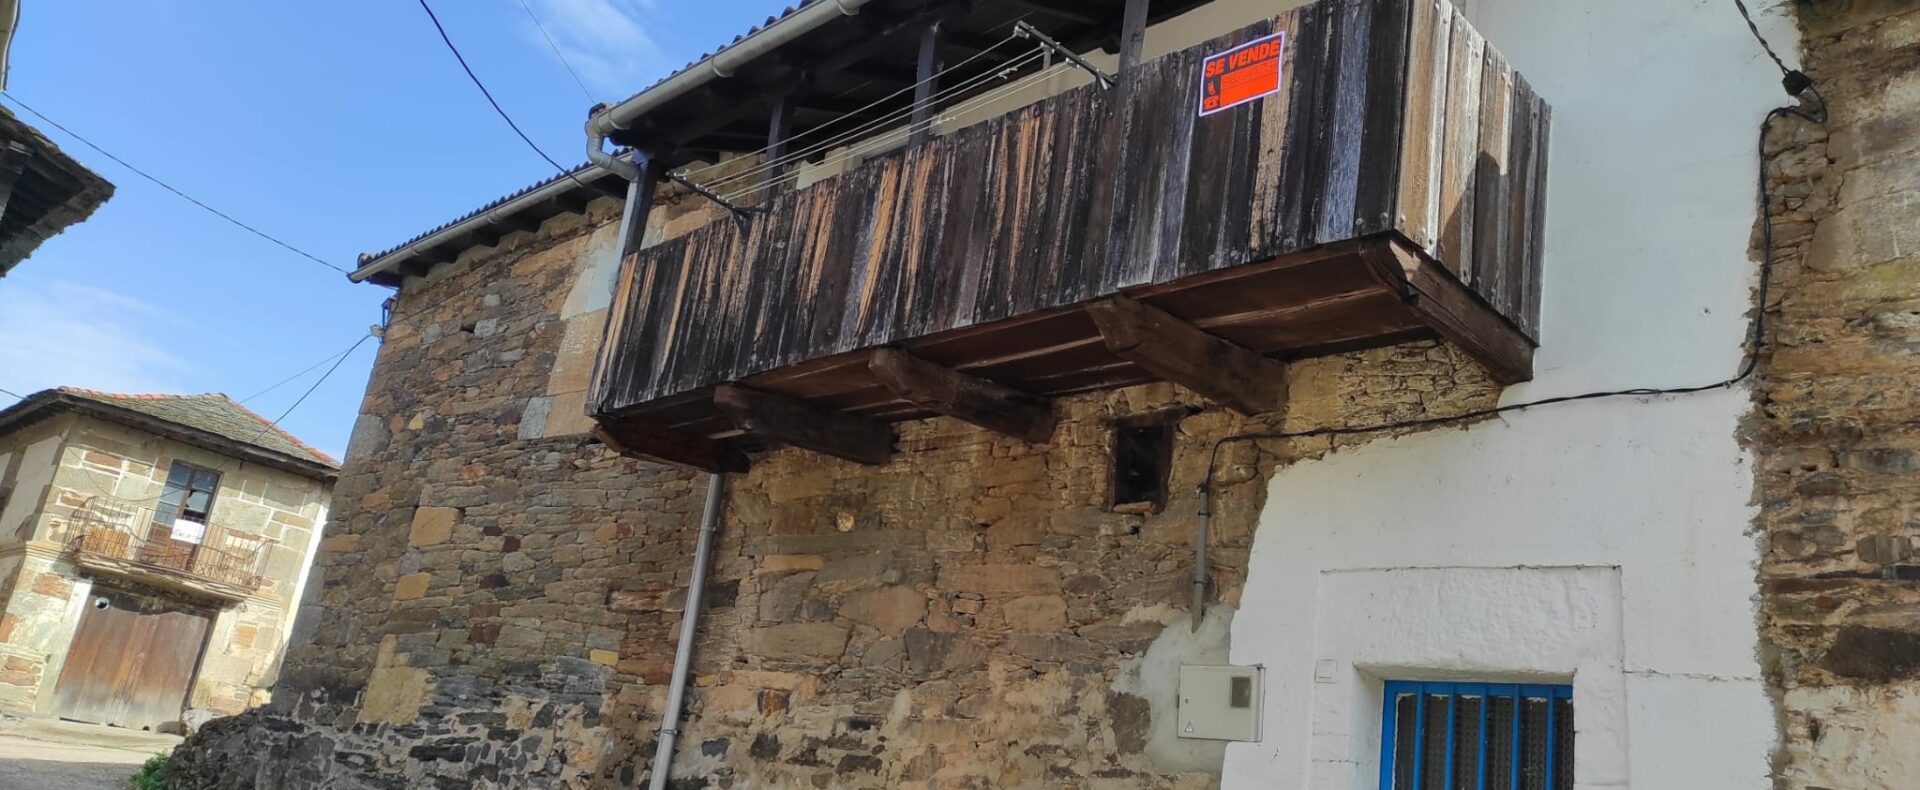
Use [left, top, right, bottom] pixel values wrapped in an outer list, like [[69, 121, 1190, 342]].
[[0, 716, 179, 790]]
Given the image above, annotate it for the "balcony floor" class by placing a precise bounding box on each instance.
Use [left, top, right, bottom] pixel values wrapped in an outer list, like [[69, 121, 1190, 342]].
[[598, 233, 1531, 469]]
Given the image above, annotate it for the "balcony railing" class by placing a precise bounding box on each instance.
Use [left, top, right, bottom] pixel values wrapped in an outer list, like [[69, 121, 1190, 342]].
[[590, 0, 1549, 473], [58, 495, 266, 597]]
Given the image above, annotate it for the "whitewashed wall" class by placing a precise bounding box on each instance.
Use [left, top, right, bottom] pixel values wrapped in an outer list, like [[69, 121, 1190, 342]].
[[1223, 1, 1799, 788]]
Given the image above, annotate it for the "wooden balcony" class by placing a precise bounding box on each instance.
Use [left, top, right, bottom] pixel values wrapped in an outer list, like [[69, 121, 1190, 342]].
[[60, 496, 265, 602], [591, 0, 1550, 473]]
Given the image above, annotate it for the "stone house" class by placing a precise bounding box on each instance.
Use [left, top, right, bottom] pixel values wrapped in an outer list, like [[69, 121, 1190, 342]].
[[169, 0, 1918, 788], [0, 388, 336, 730]]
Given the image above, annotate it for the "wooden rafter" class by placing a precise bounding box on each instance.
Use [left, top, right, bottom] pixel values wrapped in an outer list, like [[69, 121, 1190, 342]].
[[714, 384, 895, 466], [593, 421, 748, 475], [868, 348, 1057, 443], [1087, 296, 1288, 416]]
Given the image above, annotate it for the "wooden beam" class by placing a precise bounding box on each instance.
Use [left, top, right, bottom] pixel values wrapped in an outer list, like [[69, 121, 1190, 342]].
[[594, 422, 748, 475], [1361, 237, 1534, 385], [1117, 0, 1149, 74], [912, 22, 944, 144], [763, 94, 794, 202], [1002, 0, 1101, 26], [1087, 296, 1288, 416], [714, 384, 895, 465], [868, 348, 1056, 443]]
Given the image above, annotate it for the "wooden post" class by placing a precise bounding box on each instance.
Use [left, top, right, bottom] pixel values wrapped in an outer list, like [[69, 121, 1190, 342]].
[[762, 95, 794, 203], [912, 22, 944, 144], [1117, 0, 1149, 74], [586, 151, 665, 413]]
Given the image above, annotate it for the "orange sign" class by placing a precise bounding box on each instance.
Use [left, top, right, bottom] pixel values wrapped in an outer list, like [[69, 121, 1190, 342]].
[[1199, 32, 1286, 116]]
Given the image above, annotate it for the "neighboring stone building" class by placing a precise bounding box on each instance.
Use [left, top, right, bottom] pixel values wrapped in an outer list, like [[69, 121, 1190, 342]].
[[165, 0, 1916, 788], [0, 388, 336, 731]]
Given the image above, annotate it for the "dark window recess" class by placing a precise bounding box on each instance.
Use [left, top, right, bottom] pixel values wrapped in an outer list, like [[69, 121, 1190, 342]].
[[1109, 420, 1174, 513], [155, 461, 221, 526], [1382, 681, 1573, 790]]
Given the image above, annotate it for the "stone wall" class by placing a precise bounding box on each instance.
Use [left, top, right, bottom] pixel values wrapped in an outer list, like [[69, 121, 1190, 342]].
[[1754, 2, 1920, 787], [165, 162, 1501, 787], [0, 410, 332, 720]]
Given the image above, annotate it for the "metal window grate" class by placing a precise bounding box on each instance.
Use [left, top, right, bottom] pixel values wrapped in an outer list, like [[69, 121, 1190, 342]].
[[1381, 681, 1573, 790]]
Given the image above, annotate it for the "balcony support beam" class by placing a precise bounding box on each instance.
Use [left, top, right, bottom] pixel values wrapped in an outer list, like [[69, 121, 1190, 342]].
[[1361, 237, 1534, 385], [1088, 296, 1288, 416], [714, 384, 895, 466], [868, 348, 1057, 443], [593, 421, 748, 475]]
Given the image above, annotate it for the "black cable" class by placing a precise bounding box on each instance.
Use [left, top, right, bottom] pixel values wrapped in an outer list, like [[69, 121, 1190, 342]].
[[514, 0, 598, 103], [0, 386, 23, 401], [1197, 2, 1829, 512], [0, 93, 351, 276], [238, 337, 369, 404], [416, 0, 591, 191]]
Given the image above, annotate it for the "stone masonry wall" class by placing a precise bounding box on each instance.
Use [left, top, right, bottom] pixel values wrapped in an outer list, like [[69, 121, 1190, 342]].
[[1753, 2, 1920, 787], [166, 171, 1502, 787]]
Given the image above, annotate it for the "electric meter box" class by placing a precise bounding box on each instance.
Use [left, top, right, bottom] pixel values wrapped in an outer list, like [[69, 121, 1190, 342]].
[[1176, 664, 1263, 741]]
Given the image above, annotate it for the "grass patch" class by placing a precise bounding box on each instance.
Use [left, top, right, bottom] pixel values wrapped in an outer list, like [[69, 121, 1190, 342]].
[[129, 754, 169, 790]]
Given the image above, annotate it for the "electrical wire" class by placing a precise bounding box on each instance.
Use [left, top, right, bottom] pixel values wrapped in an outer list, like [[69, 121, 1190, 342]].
[[238, 336, 371, 404], [674, 31, 1030, 185], [416, 0, 590, 191], [514, 0, 598, 103], [0, 386, 22, 401], [1194, 0, 1829, 516], [715, 57, 1066, 202], [706, 50, 1054, 199], [0, 93, 351, 276], [718, 58, 1067, 202], [72, 331, 375, 504]]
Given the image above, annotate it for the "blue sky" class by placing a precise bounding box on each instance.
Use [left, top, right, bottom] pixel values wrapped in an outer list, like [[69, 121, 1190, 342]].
[[0, 0, 789, 460]]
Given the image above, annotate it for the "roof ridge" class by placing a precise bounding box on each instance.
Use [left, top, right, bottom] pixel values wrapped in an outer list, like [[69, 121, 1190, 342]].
[[48, 386, 339, 468]]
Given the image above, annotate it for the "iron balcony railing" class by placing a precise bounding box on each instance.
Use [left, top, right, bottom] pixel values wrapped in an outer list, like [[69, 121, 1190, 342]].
[[57, 495, 268, 592]]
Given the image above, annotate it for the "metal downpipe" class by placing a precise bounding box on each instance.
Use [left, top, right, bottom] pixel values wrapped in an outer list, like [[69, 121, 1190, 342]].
[[648, 472, 727, 790]]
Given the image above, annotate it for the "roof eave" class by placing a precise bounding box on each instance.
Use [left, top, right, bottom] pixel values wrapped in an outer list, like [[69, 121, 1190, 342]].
[[0, 393, 340, 483]]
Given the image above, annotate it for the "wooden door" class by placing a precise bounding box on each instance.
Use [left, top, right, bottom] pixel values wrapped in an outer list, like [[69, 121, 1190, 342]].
[[49, 587, 211, 730]]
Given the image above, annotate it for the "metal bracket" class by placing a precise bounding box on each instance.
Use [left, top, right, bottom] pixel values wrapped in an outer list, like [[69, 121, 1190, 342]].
[[1013, 21, 1115, 89], [666, 172, 764, 218]]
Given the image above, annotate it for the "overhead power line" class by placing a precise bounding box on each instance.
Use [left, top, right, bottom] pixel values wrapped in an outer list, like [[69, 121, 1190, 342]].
[[416, 0, 587, 189], [514, 0, 598, 103], [0, 386, 23, 401], [0, 93, 351, 276], [239, 336, 370, 404]]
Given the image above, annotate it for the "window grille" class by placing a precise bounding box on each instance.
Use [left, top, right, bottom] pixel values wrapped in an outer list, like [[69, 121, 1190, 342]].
[[1380, 681, 1572, 790]]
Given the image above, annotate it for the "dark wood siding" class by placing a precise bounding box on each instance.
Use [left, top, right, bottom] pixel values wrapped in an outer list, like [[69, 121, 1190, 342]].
[[595, 0, 1549, 420]]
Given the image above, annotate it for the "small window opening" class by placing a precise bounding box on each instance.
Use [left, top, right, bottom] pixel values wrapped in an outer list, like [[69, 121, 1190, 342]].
[[1109, 417, 1175, 514], [1381, 681, 1573, 790]]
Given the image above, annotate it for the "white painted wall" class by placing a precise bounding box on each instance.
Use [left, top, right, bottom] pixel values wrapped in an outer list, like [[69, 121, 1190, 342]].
[[1224, 1, 1800, 788]]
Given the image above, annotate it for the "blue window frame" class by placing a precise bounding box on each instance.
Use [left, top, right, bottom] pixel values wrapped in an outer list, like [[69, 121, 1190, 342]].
[[1379, 681, 1572, 790]]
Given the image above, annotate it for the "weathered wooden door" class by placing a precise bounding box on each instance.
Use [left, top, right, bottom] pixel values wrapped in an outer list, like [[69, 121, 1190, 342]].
[[49, 587, 211, 730]]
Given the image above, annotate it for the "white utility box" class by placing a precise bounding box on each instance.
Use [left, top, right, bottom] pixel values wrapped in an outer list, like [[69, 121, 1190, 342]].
[[1176, 664, 1263, 741]]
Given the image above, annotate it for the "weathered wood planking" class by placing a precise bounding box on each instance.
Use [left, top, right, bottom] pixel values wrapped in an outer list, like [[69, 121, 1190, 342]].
[[595, 0, 1552, 421]]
